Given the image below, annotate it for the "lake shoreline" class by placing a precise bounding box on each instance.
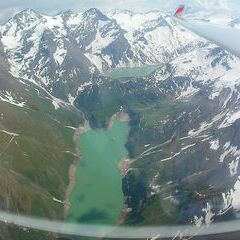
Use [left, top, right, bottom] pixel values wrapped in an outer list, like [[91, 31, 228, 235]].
[[107, 111, 132, 225], [118, 157, 134, 225], [108, 111, 130, 130], [109, 112, 134, 225], [64, 120, 90, 217]]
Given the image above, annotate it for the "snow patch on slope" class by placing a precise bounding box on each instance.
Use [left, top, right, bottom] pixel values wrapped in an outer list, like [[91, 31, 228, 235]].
[[53, 40, 66, 66], [210, 139, 220, 150], [0, 91, 25, 107]]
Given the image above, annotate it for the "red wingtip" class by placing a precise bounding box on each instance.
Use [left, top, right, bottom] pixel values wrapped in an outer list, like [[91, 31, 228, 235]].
[[174, 5, 185, 17]]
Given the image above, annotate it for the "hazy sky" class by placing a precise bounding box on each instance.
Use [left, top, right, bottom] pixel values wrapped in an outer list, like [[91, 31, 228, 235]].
[[0, 0, 239, 23]]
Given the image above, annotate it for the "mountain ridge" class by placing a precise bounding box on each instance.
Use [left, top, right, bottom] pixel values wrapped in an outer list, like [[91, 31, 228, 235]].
[[0, 7, 209, 103]]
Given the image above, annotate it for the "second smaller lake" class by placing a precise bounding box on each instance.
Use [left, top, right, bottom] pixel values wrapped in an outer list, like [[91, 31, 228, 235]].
[[111, 65, 160, 80]]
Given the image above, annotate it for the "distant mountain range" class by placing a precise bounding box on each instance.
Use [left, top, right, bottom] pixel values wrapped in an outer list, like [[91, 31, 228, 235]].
[[0, 8, 208, 101]]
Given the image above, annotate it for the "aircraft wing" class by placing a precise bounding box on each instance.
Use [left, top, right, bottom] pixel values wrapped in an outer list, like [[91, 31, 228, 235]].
[[174, 6, 240, 58]]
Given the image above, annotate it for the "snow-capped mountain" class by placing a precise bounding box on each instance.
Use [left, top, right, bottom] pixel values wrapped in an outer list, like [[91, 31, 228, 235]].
[[0, 9, 95, 101], [5, 8, 239, 105], [0, 8, 208, 101]]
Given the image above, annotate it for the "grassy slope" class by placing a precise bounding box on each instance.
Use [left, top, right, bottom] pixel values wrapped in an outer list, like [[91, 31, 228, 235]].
[[0, 70, 84, 239]]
